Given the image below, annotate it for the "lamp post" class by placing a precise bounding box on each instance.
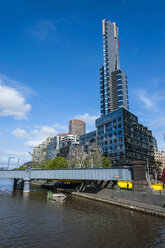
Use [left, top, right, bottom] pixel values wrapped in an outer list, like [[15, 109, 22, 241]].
[[17, 158, 20, 169], [7, 157, 15, 170]]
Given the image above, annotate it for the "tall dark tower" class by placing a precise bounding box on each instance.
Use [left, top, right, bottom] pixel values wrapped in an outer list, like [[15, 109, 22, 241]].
[[100, 19, 129, 116]]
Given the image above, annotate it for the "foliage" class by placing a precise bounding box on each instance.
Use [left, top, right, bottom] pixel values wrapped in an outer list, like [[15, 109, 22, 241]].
[[42, 156, 68, 170], [154, 160, 163, 179], [102, 156, 112, 168], [17, 166, 26, 170]]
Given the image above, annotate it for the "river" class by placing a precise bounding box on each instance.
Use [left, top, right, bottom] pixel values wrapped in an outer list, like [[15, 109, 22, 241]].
[[0, 179, 165, 248]]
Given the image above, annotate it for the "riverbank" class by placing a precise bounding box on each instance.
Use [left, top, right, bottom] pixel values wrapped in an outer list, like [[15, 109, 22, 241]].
[[31, 180, 165, 218], [71, 191, 165, 218]]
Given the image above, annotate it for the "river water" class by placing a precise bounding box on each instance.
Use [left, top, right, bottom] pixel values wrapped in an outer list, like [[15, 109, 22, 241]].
[[0, 179, 165, 248]]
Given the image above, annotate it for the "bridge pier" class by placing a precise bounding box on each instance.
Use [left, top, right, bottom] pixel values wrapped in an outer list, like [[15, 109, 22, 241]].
[[23, 179, 31, 194], [13, 179, 24, 190]]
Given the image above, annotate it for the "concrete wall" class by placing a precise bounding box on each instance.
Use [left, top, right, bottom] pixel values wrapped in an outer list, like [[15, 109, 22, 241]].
[[96, 188, 165, 208]]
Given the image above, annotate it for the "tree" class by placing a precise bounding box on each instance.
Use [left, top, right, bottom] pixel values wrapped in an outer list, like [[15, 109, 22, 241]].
[[154, 160, 163, 180], [102, 156, 112, 168], [43, 156, 68, 170]]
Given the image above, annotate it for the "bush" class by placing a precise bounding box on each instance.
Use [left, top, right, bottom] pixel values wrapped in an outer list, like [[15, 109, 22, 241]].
[[102, 156, 112, 168]]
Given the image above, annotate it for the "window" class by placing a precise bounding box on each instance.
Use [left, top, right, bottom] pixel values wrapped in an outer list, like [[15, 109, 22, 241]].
[[114, 145, 118, 150], [118, 124, 122, 128], [113, 126, 117, 130], [113, 132, 117, 136], [118, 130, 122, 135], [118, 96, 123, 100], [114, 139, 117, 143], [109, 133, 112, 138], [118, 117, 122, 122]]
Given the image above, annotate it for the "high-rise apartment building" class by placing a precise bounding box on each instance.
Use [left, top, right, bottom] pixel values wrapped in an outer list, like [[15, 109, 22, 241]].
[[100, 19, 129, 116], [69, 119, 86, 136]]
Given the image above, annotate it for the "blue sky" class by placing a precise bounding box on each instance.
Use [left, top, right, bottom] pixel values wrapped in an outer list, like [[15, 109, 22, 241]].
[[0, 0, 165, 167]]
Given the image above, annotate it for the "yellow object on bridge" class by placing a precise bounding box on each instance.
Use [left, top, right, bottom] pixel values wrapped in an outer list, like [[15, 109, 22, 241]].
[[118, 181, 132, 189], [152, 183, 163, 191]]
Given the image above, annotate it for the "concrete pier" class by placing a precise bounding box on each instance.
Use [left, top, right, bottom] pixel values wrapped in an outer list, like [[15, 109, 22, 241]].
[[23, 179, 31, 194]]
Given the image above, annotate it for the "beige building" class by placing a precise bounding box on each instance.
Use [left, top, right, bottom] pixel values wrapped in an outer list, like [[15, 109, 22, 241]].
[[69, 119, 86, 137], [154, 151, 165, 168]]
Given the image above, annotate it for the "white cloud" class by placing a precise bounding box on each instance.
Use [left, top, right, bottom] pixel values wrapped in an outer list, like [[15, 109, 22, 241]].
[[24, 125, 57, 148], [4, 150, 31, 157], [29, 20, 56, 40], [39, 126, 57, 137], [24, 140, 44, 148], [135, 89, 165, 110], [54, 123, 68, 131], [12, 128, 28, 138], [149, 117, 165, 129], [75, 113, 99, 125], [137, 90, 154, 109], [0, 84, 31, 120]]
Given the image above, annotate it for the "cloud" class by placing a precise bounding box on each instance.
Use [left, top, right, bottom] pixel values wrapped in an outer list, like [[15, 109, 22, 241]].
[[24, 140, 44, 148], [149, 117, 165, 129], [54, 123, 68, 131], [0, 74, 36, 98], [0, 84, 31, 120], [29, 20, 56, 40], [137, 90, 154, 109], [12, 128, 28, 138], [135, 89, 165, 110], [4, 150, 31, 157], [75, 113, 99, 125], [24, 125, 57, 148]]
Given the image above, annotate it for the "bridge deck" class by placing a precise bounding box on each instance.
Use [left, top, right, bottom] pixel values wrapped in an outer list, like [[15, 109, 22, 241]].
[[0, 168, 133, 181]]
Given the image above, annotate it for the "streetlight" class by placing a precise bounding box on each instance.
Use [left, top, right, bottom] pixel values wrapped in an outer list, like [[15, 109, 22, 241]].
[[17, 158, 20, 169], [7, 157, 15, 170]]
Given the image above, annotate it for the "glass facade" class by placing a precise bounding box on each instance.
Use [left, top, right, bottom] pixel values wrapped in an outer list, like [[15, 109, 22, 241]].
[[96, 108, 154, 164], [100, 19, 129, 116]]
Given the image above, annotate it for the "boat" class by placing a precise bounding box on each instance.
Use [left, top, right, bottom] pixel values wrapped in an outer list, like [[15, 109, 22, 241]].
[[47, 191, 66, 201]]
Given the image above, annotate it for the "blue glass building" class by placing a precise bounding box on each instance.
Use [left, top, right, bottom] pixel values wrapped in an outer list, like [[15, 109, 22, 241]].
[[96, 108, 154, 164]]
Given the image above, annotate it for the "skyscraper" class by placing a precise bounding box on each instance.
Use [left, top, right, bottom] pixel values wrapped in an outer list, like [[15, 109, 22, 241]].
[[69, 119, 86, 136], [100, 19, 129, 116]]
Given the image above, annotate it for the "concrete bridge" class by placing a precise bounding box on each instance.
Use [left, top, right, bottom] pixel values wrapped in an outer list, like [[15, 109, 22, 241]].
[[0, 167, 133, 193]]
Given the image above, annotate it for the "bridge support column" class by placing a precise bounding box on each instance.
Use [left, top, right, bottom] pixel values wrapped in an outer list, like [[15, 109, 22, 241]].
[[23, 179, 31, 194]]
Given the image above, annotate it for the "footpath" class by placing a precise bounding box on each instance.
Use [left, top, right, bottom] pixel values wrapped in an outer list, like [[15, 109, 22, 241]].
[[71, 191, 165, 218]]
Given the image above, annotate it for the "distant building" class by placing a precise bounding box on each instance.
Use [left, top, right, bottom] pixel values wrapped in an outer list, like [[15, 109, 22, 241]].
[[69, 119, 86, 136], [46, 136, 60, 160], [80, 131, 96, 148], [96, 107, 154, 164], [59, 134, 79, 158], [154, 151, 165, 169], [153, 137, 158, 152]]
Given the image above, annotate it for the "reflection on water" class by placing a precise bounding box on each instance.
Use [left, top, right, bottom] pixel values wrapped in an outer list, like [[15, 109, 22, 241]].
[[0, 180, 165, 248], [0, 178, 13, 193]]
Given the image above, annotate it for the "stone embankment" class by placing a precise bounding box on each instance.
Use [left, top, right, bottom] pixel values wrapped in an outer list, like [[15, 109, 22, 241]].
[[71, 191, 165, 218]]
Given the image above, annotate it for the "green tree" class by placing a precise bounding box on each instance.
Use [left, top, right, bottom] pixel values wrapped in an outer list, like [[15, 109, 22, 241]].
[[154, 160, 163, 180], [102, 156, 112, 168], [43, 156, 68, 170]]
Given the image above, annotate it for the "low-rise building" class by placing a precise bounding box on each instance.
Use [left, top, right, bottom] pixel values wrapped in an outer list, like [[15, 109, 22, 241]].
[[154, 151, 165, 168], [59, 134, 79, 158]]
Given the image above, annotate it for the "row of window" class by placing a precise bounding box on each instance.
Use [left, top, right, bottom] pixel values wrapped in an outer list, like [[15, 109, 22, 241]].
[[101, 144, 124, 151]]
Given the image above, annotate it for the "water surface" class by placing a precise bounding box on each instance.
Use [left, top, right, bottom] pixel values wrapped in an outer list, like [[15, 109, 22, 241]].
[[0, 179, 165, 248]]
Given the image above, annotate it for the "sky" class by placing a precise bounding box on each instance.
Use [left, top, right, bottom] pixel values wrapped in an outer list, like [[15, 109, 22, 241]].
[[0, 0, 165, 167]]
